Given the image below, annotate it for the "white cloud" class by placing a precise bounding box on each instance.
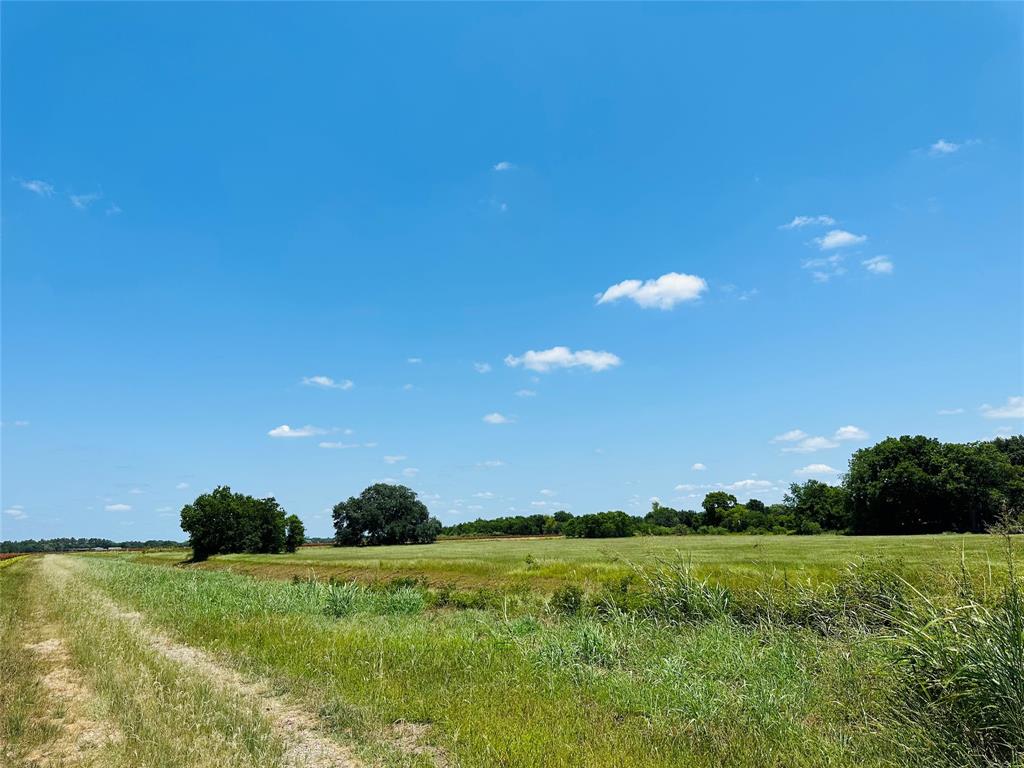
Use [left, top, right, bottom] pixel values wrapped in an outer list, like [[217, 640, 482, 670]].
[[493, 161, 515, 171], [302, 375, 353, 390], [13, 420, 30, 427], [383, 455, 407, 464], [483, 412, 513, 424], [779, 215, 836, 230], [70, 192, 101, 210], [675, 483, 698, 491], [938, 408, 964, 416], [403, 384, 414, 391], [267, 424, 327, 438], [980, 396, 1024, 420], [407, 357, 422, 364], [175, 482, 190, 490], [862, 256, 894, 275], [106, 203, 122, 216], [478, 459, 505, 468], [402, 467, 419, 478], [782, 436, 840, 453], [20, 179, 54, 197], [156, 506, 173, 513], [473, 491, 495, 499], [318, 441, 360, 449], [834, 425, 868, 441], [771, 429, 808, 443], [540, 489, 556, 496], [515, 389, 537, 398], [596, 272, 708, 310], [691, 462, 707, 471], [504, 346, 621, 373], [814, 230, 867, 250], [105, 503, 132, 512], [802, 254, 846, 282], [794, 464, 838, 477], [724, 479, 774, 492], [930, 139, 959, 155], [473, 362, 492, 374], [129, 488, 145, 495], [3, 505, 26, 519]]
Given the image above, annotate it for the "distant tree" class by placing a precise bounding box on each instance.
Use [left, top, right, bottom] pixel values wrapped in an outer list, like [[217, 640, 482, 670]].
[[284, 514, 305, 553], [563, 511, 638, 538], [180, 486, 289, 560], [646, 501, 682, 529], [333, 484, 441, 546], [746, 499, 766, 514], [784, 480, 850, 532], [701, 492, 737, 528]]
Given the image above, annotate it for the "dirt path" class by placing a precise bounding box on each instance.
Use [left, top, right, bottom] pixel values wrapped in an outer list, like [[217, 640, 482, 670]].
[[43, 556, 364, 768]]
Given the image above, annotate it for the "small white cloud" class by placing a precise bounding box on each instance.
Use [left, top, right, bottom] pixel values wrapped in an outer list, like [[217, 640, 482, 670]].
[[814, 230, 867, 250], [106, 203, 122, 216], [402, 467, 419, 478], [493, 161, 515, 171], [782, 436, 840, 453], [927, 138, 982, 156], [794, 463, 837, 477], [13, 420, 30, 427], [483, 412, 513, 424], [691, 462, 707, 471], [539, 489, 556, 496], [802, 254, 846, 281], [129, 488, 145, 495], [834, 425, 868, 441], [318, 441, 360, 449], [772, 429, 808, 443], [862, 256, 894, 275], [473, 362, 492, 374], [105, 503, 132, 512], [980, 396, 1024, 420], [175, 482, 190, 490], [383, 455, 407, 464], [675, 483, 698, 491], [505, 346, 621, 373], [478, 459, 505, 468], [407, 357, 422, 364], [267, 424, 327, 438], [403, 383, 414, 391], [473, 491, 495, 499], [20, 179, 54, 197], [938, 408, 964, 416], [155, 506, 173, 513], [515, 389, 537, 398], [3, 505, 26, 519], [70, 192, 101, 210], [597, 272, 708, 310], [302, 375, 353, 390], [724, 479, 774, 492], [779, 215, 836, 230]]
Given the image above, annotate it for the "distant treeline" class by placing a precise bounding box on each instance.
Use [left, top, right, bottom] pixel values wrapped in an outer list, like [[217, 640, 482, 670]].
[[443, 435, 1024, 538], [0, 538, 183, 554]]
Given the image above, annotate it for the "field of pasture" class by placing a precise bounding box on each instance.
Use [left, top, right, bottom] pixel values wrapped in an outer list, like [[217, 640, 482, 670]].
[[3, 534, 1021, 768]]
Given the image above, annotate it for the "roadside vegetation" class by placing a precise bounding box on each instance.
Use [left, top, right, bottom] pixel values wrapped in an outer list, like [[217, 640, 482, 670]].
[[3, 529, 1021, 767]]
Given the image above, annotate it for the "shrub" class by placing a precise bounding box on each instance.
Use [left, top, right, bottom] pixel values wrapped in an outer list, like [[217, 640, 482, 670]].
[[550, 584, 585, 616]]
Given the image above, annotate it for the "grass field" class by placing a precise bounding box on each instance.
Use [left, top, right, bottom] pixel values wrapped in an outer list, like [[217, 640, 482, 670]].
[[3, 534, 1021, 767]]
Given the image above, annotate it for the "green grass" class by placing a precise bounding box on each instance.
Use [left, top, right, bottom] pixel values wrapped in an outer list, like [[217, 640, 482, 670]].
[[138, 533, 1011, 593]]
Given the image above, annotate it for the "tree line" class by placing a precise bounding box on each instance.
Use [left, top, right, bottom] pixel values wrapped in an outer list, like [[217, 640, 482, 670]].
[[442, 435, 1023, 539], [0, 537, 183, 554], [180, 486, 306, 560]]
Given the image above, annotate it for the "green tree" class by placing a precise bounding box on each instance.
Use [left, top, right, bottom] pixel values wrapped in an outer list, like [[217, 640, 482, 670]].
[[333, 484, 441, 546], [180, 486, 288, 561], [701, 492, 737, 528], [284, 514, 305, 553], [784, 480, 850, 532]]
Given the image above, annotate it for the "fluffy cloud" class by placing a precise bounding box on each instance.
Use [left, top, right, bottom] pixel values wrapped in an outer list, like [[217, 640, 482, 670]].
[[402, 467, 419, 478], [473, 362, 492, 374], [980, 396, 1024, 419], [383, 455, 407, 464], [473, 491, 495, 499], [515, 389, 537, 397], [318, 441, 361, 449], [267, 424, 327, 438], [691, 462, 707, 471], [724, 479, 775, 492], [483, 412, 513, 424], [801, 254, 846, 282], [927, 138, 979, 157], [834, 425, 869, 441], [504, 346, 621, 373], [302, 375, 353, 390], [771, 429, 809, 443], [493, 161, 515, 171], [105, 503, 132, 512], [20, 179, 54, 196], [938, 408, 965, 416], [596, 272, 707, 310], [782, 436, 840, 453], [3, 505, 26, 519], [407, 357, 422, 364], [779, 215, 835, 230], [175, 482, 190, 490], [477, 460, 505, 468], [794, 464, 837, 477], [862, 256, 894, 275], [814, 230, 867, 250], [540, 489, 556, 496]]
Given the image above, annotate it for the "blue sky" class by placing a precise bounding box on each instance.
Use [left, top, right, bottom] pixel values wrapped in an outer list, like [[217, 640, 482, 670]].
[[3, 3, 1021, 540]]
